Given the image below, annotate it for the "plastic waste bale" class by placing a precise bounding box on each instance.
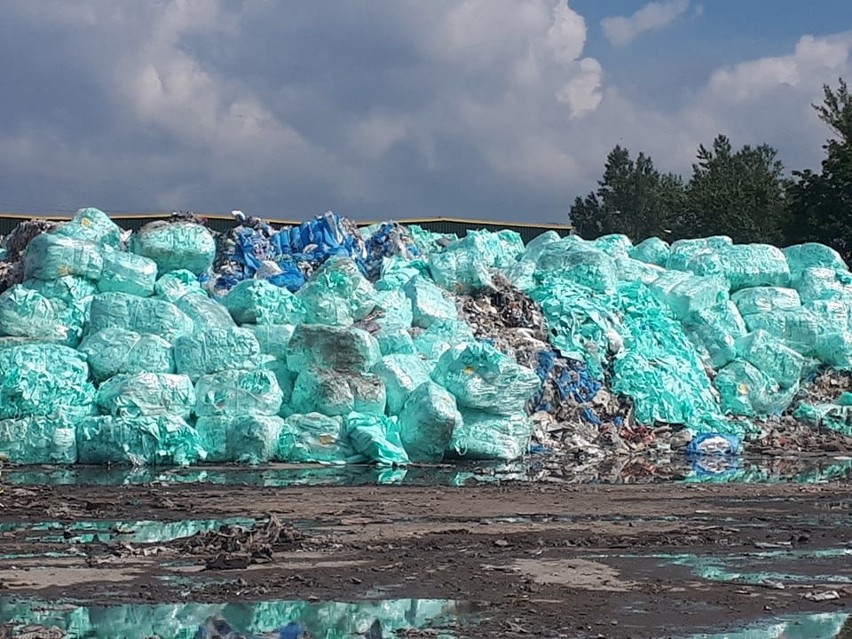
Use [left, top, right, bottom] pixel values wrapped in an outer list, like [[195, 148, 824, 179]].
[[807, 298, 851, 331], [743, 308, 823, 356], [428, 229, 523, 293], [175, 293, 236, 333], [629, 237, 670, 267], [76, 415, 203, 466], [449, 410, 533, 461], [245, 324, 296, 359], [794, 399, 852, 437], [52, 208, 123, 247], [683, 302, 747, 368], [614, 256, 664, 285], [0, 343, 95, 420], [375, 256, 429, 291], [0, 415, 78, 464], [397, 381, 462, 462], [23, 232, 104, 281], [258, 357, 294, 413], [685, 244, 790, 291], [194, 369, 283, 418], [794, 266, 847, 303], [784, 242, 849, 282], [291, 369, 386, 416], [222, 279, 306, 325], [372, 354, 433, 415], [298, 257, 377, 325], [592, 233, 633, 258], [377, 328, 416, 356], [735, 330, 804, 389], [130, 221, 216, 275], [173, 327, 261, 380], [648, 270, 729, 320], [731, 286, 801, 316], [277, 413, 360, 463], [522, 230, 562, 263], [535, 243, 617, 295], [373, 289, 413, 331], [88, 292, 194, 342], [195, 415, 284, 464], [97, 249, 158, 297], [154, 270, 206, 302], [0, 285, 85, 346], [287, 324, 380, 375], [96, 373, 196, 419], [666, 236, 732, 272], [714, 360, 797, 417], [403, 275, 459, 328], [345, 412, 410, 465], [412, 319, 476, 361], [23, 274, 97, 304], [502, 259, 537, 292], [78, 327, 174, 382], [432, 342, 541, 414]]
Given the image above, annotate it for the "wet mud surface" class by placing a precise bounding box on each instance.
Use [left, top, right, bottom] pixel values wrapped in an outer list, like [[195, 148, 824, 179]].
[[0, 464, 851, 638]]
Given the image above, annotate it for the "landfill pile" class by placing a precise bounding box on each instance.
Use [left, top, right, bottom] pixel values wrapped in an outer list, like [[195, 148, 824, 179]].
[[0, 208, 851, 468]]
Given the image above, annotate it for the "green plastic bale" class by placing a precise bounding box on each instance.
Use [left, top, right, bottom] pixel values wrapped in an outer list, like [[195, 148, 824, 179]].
[[376, 327, 417, 356], [428, 230, 516, 293], [0, 416, 78, 464], [88, 292, 194, 342], [714, 360, 797, 417], [195, 415, 284, 464], [397, 381, 461, 462], [806, 299, 851, 331], [784, 243, 848, 282], [684, 302, 747, 369], [372, 354, 433, 415], [685, 244, 790, 291], [666, 236, 732, 272], [258, 358, 294, 413], [194, 369, 283, 418], [173, 327, 261, 380], [412, 319, 475, 361], [23, 232, 104, 281], [448, 410, 532, 461], [154, 270, 205, 302], [277, 413, 359, 464], [175, 293, 236, 332], [629, 237, 670, 267], [795, 267, 846, 303], [287, 324, 380, 374], [535, 244, 617, 295], [614, 256, 664, 285], [97, 249, 158, 297], [23, 275, 97, 304], [407, 224, 459, 253], [743, 308, 823, 356], [345, 412, 410, 466], [130, 221, 215, 275], [243, 324, 295, 360], [0, 285, 84, 346], [222, 279, 306, 325], [592, 234, 633, 258], [793, 402, 852, 437], [375, 256, 429, 291], [503, 259, 537, 292], [290, 369, 386, 416], [373, 289, 413, 331], [76, 415, 204, 466], [431, 342, 541, 415], [731, 287, 801, 316], [735, 330, 805, 389], [52, 208, 122, 247], [298, 257, 377, 326], [648, 270, 729, 320], [96, 373, 196, 419], [522, 230, 562, 263], [402, 276, 459, 328], [0, 343, 95, 420], [78, 327, 174, 382]]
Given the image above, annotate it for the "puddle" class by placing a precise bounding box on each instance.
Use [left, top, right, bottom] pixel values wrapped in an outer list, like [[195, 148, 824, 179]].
[[684, 611, 850, 638], [0, 597, 476, 638]]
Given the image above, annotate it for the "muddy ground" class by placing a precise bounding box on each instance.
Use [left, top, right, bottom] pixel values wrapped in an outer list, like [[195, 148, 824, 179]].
[[0, 467, 850, 638]]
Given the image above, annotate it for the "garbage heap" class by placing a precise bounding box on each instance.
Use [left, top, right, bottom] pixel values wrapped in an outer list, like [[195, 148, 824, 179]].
[[0, 208, 850, 467]]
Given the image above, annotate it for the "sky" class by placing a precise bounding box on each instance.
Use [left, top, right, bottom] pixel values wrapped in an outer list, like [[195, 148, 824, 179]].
[[1, 1, 851, 223]]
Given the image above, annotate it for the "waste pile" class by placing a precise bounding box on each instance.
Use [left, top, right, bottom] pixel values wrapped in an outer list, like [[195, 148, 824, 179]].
[[0, 207, 851, 468]]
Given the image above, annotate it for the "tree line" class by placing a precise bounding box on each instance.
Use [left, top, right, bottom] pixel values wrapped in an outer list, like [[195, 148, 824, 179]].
[[569, 79, 852, 261]]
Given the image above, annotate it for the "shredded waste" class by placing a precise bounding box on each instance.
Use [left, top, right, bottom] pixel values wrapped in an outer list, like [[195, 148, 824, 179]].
[[0, 209, 851, 468]]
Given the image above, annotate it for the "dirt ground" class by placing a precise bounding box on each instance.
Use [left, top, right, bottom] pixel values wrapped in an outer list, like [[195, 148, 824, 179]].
[[0, 470, 851, 638]]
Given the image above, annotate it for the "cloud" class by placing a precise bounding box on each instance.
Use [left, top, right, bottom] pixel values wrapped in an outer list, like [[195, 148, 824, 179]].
[[601, 0, 690, 47]]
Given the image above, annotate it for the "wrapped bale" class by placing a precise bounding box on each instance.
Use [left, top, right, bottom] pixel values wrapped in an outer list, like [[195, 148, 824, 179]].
[[76, 415, 203, 466], [0, 343, 95, 420], [521, 230, 562, 263], [731, 287, 801, 316], [259, 357, 294, 413], [299, 257, 377, 326], [743, 308, 823, 356], [685, 244, 790, 291], [23, 232, 103, 281], [735, 330, 805, 389], [345, 412, 410, 466], [795, 267, 847, 303], [23, 275, 97, 304], [592, 233, 633, 257], [666, 236, 732, 272], [96, 373, 196, 419], [449, 410, 533, 461], [784, 243, 848, 282], [277, 413, 359, 464], [222, 279, 306, 325], [52, 207, 122, 247], [714, 360, 797, 417], [377, 327, 417, 356], [0, 285, 85, 347], [175, 293, 236, 332], [431, 343, 541, 415], [372, 354, 433, 415], [246, 324, 296, 360], [130, 221, 215, 275], [78, 327, 174, 382], [629, 237, 670, 267], [412, 319, 475, 361], [290, 369, 386, 416], [397, 381, 462, 462], [375, 256, 426, 291], [88, 292, 194, 341], [614, 256, 664, 285], [683, 302, 747, 368], [402, 276, 459, 328], [287, 325, 380, 375], [429, 229, 525, 293], [648, 270, 729, 320], [0, 416, 78, 464], [535, 244, 617, 295], [195, 415, 284, 464], [173, 327, 261, 380], [373, 289, 413, 331], [97, 249, 158, 297], [154, 270, 206, 302], [194, 369, 283, 418]]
